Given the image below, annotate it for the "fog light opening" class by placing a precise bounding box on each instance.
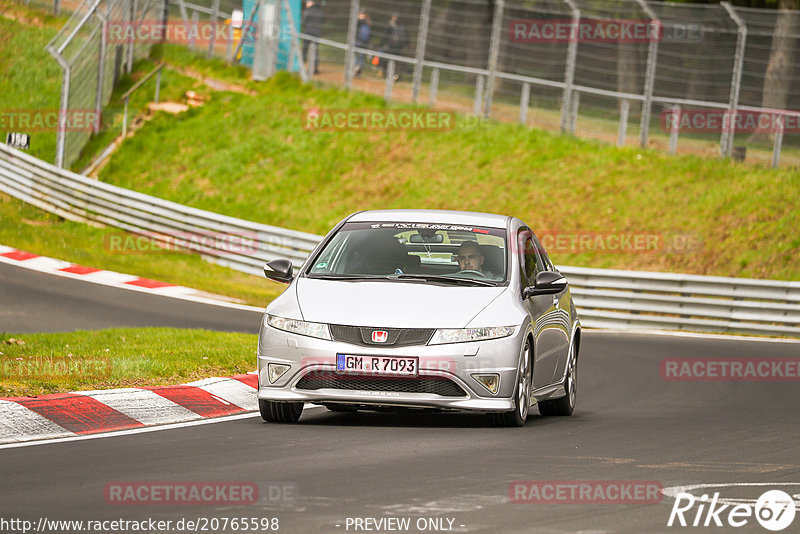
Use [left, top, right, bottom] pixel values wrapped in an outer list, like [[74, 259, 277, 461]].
[[472, 373, 500, 395], [268, 363, 291, 384]]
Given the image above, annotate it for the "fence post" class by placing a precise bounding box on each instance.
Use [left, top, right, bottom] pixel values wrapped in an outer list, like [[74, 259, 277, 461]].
[[226, 21, 234, 60], [668, 105, 680, 154], [560, 0, 579, 133], [189, 10, 198, 50], [429, 67, 439, 107], [344, 0, 360, 89], [280, 0, 308, 82], [473, 75, 484, 115], [483, 0, 504, 118], [155, 66, 162, 103], [772, 114, 784, 168], [122, 96, 129, 137], [53, 0, 60, 15], [307, 42, 317, 79], [384, 60, 396, 101], [161, 0, 169, 42], [721, 2, 746, 158], [49, 48, 70, 168], [176, 0, 192, 40], [634, 0, 659, 148], [569, 90, 579, 134], [411, 0, 432, 103], [94, 10, 108, 135], [208, 0, 220, 59], [127, 0, 137, 72], [617, 99, 629, 147], [519, 82, 530, 125]]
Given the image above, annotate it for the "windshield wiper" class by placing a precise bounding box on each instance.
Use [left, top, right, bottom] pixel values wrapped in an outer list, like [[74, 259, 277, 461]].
[[393, 274, 497, 287], [306, 274, 392, 281], [307, 273, 496, 286]]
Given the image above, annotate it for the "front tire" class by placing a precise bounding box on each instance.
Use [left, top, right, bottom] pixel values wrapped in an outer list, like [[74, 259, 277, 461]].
[[259, 399, 303, 423], [489, 339, 532, 427], [538, 341, 577, 417]]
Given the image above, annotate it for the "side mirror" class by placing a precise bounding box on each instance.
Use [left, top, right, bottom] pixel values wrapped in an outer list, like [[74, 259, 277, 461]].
[[523, 271, 567, 298], [263, 259, 294, 283]]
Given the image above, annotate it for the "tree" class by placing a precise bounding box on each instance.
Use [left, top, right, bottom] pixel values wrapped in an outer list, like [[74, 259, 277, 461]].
[[761, 0, 800, 112]]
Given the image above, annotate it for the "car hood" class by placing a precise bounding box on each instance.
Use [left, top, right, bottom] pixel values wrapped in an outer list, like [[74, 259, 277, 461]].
[[295, 278, 507, 329]]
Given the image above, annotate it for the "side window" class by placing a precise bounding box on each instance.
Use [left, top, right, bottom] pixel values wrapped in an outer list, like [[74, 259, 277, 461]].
[[518, 228, 544, 286], [531, 234, 554, 271]]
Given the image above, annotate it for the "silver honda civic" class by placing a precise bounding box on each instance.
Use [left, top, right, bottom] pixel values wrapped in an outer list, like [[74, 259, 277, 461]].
[[257, 209, 580, 426]]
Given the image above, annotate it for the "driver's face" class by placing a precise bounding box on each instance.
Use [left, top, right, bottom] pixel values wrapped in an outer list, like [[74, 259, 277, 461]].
[[457, 248, 484, 271]]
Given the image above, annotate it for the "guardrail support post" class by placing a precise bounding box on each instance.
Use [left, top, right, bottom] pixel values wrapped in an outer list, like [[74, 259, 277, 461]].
[[560, 0, 579, 133], [411, 0, 432, 103]]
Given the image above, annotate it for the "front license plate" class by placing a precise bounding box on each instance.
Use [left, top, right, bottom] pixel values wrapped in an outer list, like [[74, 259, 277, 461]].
[[336, 354, 418, 376]]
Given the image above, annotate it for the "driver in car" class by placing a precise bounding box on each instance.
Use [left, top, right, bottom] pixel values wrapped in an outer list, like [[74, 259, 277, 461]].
[[456, 241, 486, 274]]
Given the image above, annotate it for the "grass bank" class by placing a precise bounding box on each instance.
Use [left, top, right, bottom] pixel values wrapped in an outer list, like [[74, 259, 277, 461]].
[[0, 327, 257, 397]]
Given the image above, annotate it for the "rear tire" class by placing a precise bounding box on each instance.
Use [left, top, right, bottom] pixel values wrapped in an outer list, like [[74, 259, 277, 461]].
[[538, 342, 577, 417], [489, 339, 532, 427], [259, 399, 303, 423]]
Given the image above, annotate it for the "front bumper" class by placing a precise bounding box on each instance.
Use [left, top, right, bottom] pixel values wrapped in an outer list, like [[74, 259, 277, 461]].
[[257, 323, 526, 413]]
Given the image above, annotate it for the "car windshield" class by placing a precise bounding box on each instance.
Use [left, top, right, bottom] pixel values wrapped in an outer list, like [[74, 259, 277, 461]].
[[306, 222, 508, 284]]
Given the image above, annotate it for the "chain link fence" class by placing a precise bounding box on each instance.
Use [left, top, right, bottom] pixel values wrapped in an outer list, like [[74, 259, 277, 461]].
[[36, 0, 163, 168], [29, 0, 800, 168], [291, 0, 800, 167]]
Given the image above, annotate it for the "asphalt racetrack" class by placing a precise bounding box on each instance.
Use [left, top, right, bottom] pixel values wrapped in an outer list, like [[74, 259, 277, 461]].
[[1, 262, 799, 533]]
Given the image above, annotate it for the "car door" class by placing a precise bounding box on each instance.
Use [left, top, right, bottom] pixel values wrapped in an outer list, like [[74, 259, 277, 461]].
[[517, 228, 566, 389], [532, 233, 572, 382]]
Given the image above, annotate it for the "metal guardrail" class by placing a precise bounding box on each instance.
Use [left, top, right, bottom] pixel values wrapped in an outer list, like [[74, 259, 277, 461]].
[[1, 143, 798, 337]]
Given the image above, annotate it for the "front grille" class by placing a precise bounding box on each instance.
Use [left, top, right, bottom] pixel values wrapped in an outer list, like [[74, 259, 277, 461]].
[[295, 371, 467, 397], [329, 325, 435, 347]]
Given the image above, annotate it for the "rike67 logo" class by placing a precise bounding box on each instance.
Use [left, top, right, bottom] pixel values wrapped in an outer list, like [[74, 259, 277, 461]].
[[665, 484, 798, 531]]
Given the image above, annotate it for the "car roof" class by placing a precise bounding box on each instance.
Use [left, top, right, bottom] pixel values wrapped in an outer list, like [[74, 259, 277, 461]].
[[347, 209, 511, 228]]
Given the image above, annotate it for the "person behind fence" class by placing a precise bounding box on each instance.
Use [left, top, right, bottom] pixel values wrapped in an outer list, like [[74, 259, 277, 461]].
[[377, 13, 408, 81], [354, 10, 372, 78], [301, 0, 322, 74]]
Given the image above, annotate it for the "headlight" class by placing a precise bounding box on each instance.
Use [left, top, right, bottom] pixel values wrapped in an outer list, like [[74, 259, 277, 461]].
[[266, 314, 331, 340], [428, 326, 515, 345]]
